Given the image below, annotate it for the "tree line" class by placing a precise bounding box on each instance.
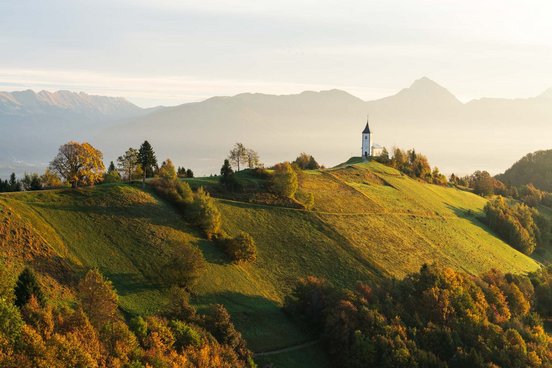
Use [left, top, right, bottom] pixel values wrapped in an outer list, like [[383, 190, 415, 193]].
[[375, 147, 448, 185], [285, 264, 552, 368]]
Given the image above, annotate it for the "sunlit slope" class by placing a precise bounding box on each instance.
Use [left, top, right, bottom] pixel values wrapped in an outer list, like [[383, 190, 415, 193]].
[[0, 162, 541, 365]]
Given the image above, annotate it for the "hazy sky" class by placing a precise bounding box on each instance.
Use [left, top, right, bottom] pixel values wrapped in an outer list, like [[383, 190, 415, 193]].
[[1, 0, 552, 107]]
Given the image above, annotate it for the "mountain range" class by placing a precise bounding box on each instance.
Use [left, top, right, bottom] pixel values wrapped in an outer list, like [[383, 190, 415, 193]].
[[1, 77, 551, 177]]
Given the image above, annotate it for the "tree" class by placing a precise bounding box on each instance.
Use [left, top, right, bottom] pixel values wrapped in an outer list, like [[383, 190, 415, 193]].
[[185, 169, 194, 178], [246, 149, 261, 169], [220, 159, 239, 191], [117, 147, 139, 181], [188, 187, 221, 238], [49, 141, 105, 188], [77, 269, 118, 330], [0, 297, 24, 345], [228, 143, 248, 171], [104, 161, 121, 183], [158, 159, 177, 181], [41, 168, 62, 188], [138, 140, 157, 186], [14, 268, 45, 308], [164, 245, 206, 289], [8, 173, 21, 192], [472, 171, 494, 196], [21, 173, 43, 191], [271, 162, 298, 198], [377, 147, 391, 164]]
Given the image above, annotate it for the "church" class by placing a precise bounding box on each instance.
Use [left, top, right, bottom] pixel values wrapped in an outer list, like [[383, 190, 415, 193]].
[[361, 116, 383, 159]]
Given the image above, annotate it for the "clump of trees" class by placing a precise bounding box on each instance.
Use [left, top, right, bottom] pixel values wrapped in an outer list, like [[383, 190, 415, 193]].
[[177, 166, 193, 178], [188, 187, 222, 239], [49, 141, 105, 188], [484, 196, 542, 254], [0, 267, 255, 367], [228, 143, 261, 171], [286, 264, 552, 368], [376, 147, 447, 185], [219, 159, 241, 191], [293, 153, 320, 170]]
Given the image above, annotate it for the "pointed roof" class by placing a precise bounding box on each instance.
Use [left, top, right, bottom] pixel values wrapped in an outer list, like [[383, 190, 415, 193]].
[[362, 115, 371, 134]]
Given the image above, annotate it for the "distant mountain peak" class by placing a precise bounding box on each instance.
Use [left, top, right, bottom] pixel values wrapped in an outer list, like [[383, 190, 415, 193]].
[[537, 87, 552, 99], [387, 76, 461, 106]]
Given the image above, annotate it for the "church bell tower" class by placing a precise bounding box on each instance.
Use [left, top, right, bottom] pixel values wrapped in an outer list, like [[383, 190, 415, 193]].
[[361, 116, 372, 159]]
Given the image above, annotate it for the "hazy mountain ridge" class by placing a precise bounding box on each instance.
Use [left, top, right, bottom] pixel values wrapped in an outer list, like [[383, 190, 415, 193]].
[[0, 89, 142, 117], [2, 78, 552, 177]]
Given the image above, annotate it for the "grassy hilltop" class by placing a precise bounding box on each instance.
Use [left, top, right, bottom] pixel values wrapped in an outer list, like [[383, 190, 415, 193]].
[[0, 159, 542, 367]]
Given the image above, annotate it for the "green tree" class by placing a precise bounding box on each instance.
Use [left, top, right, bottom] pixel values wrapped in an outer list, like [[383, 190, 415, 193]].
[[220, 159, 239, 191], [104, 161, 121, 183], [117, 147, 139, 181], [185, 169, 194, 178], [271, 162, 298, 198], [138, 140, 158, 186], [0, 297, 24, 344], [14, 268, 45, 308], [164, 245, 206, 288]]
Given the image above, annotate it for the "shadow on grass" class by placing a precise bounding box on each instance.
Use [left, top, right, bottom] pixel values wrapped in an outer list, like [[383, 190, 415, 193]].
[[103, 271, 164, 296], [193, 291, 316, 352]]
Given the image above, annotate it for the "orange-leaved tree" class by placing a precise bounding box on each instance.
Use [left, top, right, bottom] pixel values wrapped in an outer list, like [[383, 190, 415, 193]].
[[49, 141, 105, 188]]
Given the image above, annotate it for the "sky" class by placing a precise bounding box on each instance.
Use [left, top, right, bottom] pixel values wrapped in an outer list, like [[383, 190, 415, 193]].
[[1, 0, 552, 107]]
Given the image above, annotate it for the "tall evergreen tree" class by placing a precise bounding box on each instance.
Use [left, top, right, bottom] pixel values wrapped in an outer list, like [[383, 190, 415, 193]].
[[138, 140, 157, 186], [14, 268, 45, 308]]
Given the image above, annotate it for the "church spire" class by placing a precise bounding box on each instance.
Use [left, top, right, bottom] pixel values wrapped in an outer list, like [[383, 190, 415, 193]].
[[362, 115, 371, 134]]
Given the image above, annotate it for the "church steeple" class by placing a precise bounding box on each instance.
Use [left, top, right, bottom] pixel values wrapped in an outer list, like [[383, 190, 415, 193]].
[[362, 115, 371, 134]]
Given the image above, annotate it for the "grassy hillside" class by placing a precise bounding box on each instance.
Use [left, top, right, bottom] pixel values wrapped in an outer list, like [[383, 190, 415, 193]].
[[0, 160, 543, 368]]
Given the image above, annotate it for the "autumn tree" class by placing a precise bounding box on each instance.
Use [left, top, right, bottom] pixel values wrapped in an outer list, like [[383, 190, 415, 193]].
[[117, 147, 139, 181], [228, 143, 248, 171], [77, 269, 118, 330], [158, 159, 177, 181], [138, 140, 157, 186], [472, 171, 494, 196], [271, 162, 298, 198], [49, 141, 105, 188]]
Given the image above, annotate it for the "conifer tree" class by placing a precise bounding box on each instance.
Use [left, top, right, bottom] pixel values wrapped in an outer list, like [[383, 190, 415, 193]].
[[138, 140, 157, 186], [14, 268, 45, 308]]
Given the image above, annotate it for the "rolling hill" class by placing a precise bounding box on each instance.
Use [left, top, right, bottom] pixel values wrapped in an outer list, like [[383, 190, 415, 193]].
[[0, 160, 544, 367], [496, 149, 552, 192]]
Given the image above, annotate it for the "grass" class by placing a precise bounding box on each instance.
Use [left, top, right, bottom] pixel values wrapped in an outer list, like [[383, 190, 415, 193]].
[[0, 160, 545, 367]]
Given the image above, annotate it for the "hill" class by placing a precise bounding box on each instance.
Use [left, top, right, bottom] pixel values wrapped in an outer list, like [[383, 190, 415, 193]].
[[0, 161, 543, 367], [497, 149, 552, 191]]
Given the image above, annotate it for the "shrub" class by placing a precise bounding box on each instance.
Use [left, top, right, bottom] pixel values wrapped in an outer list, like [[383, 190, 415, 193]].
[[0, 297, 24, 344], [222, 232, 257, 263]]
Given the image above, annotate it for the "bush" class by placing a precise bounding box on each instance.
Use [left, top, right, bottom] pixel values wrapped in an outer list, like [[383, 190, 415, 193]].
[[221, 232, 257, 263], [0, 297, 24, 344]]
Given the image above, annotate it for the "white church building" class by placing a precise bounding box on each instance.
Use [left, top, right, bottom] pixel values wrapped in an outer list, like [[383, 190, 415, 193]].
[[361, 116, 383, 159]]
